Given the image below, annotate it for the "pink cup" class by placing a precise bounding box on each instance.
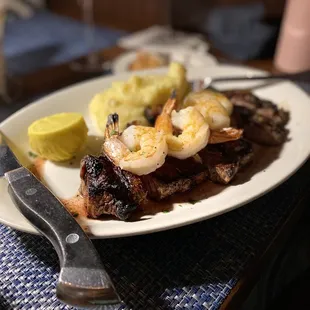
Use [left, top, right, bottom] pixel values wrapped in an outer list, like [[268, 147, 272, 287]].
[[274, 0, 310, 72]]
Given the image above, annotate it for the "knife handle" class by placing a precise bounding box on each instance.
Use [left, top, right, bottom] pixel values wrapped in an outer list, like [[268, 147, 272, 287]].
[[6, 167, 120, 308]]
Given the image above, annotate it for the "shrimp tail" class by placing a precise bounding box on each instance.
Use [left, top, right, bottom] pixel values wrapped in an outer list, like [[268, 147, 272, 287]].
[[105, 113, 120, 140], [209, 128, 243, 144], [155, 91, 177, 133], [171, 89, 177, 100], [162, 90, 177, 115]]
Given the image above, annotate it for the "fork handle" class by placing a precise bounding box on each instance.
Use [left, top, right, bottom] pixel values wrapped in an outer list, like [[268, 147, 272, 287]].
[[210, 69, 310, 83], [6, 167, 120, 308]]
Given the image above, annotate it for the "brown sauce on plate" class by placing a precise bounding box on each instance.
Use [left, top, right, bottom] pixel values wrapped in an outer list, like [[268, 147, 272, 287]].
[[61, 195, 87, 217], [28, 157, 46, 181]]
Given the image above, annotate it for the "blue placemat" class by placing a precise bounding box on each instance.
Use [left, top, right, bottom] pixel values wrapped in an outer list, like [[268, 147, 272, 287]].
[[0, 156, 309, 309], [4, 11, 126, 75]]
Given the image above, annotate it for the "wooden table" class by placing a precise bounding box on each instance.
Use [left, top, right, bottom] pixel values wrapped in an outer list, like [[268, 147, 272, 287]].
[[8, 47, 307, 310]]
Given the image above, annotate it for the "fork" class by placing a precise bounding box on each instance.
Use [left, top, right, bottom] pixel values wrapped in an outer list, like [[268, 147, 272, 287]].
[[191, 69, 310, 91]]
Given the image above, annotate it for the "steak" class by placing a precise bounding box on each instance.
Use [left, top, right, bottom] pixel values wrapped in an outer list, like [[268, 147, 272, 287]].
[[199, 139, 253, 184], [144, 155, 208, 200], [80, 154, 147, 220], [80, 139, 253, 219], [223, 90, 289, 145], [142, 171, 209, 201]]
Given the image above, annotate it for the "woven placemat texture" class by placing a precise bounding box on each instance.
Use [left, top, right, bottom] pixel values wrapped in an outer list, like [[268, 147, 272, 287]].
[[0, 158, 309, 310]]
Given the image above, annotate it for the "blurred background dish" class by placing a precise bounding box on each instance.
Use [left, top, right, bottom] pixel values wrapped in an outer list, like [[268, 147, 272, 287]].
[[112, 48, 218, 73], [117, 25, 209, 53], [126, 49, 170, 71]]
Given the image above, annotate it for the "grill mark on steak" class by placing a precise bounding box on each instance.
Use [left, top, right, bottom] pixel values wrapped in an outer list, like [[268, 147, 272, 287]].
[[80, 154, 146, 220], [142, 171, 209, 201], [153, 156, 206, 182], [199, 139, 253, 184], [152, 139, 253, 187]]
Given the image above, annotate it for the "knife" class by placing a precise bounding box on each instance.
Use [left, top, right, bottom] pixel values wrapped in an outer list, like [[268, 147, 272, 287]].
[[0, 132, 121, 308]]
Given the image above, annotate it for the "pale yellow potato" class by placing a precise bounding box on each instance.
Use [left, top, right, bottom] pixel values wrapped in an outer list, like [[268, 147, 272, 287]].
[[28, 113, 88, 162], [89, 62, 190, 132]]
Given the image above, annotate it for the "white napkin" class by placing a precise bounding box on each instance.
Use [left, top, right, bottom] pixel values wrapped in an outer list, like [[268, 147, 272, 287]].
[[118, 25, 209, 53]]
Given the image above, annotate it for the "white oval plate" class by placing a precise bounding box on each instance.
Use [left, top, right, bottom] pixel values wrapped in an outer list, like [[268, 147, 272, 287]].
[[1, 65, 310, 238], [112, 48, 218, 73]]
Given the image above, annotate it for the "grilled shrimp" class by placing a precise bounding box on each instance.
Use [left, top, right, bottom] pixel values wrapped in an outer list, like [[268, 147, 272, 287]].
[[155, 92, 210, 159], [103, 114, 168, 176], [201, 89, 233, 115], [184, 90, 232, 130]]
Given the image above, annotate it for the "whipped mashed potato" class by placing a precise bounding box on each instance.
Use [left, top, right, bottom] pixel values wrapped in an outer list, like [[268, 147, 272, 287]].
[[89, 62, 190, 132]]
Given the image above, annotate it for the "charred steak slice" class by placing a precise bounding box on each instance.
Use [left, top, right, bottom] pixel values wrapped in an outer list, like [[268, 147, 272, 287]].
[[224, 90, 289, 126], [200, 147, 240, 185], [79, 140, 253, 218], [80, 154, 209, 212], [142, 171, 209, 201], [210, 139, 254, 168], [199, 139, 253, 184], [143, 139, 253, 197], [224, 90, 289, 145], [152, 139, 253, 187], [152, 156, 206, 182], [80, 154, 147, 220], [143, 156, 208, 200]]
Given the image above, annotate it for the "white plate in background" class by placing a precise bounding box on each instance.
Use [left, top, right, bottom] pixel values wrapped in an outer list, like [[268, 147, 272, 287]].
[[112, 48, 218, 73], [117, 25, 209, 52]]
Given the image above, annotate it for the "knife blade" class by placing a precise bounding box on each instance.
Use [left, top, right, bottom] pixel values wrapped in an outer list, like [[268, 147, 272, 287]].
[[0, 132, 121, 308]]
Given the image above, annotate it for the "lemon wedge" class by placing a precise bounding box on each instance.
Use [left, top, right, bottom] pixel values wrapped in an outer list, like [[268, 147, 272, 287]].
[[28, 113, 88, 162]]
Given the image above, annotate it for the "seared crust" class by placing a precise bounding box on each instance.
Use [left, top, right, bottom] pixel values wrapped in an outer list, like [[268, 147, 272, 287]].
[[224, 90, 289, 145], [80, 154, 146, 220], [79, 139, 254, 219], [142, 171, 209, 201], [199, 139, 253, 184]]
